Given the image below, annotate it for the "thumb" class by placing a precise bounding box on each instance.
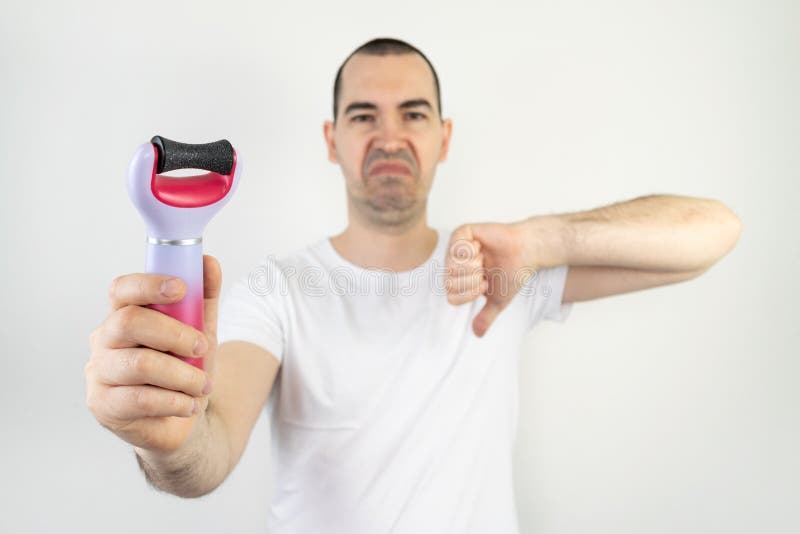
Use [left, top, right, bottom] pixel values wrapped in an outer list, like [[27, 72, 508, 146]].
[[473, 300, 504, 338]]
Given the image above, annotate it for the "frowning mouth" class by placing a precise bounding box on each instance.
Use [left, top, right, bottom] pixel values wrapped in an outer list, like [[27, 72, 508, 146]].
[[369, 162, 412, 176]]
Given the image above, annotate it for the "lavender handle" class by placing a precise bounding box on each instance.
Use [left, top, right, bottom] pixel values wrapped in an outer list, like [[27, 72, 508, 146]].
[[127, 140, 243, 371], [145, 240, 205, 369]]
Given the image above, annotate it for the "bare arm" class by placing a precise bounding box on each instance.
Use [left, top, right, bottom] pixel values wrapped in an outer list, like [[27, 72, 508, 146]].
[[518, 194, 742, 303], [559, 193, 742, 272], [444, 194, 742, 335], [135, 341, 280, 498]]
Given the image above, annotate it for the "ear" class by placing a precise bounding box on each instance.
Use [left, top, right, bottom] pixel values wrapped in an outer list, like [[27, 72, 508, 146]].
[[323, 120, 338, 164], [439, 118, 453, 163]]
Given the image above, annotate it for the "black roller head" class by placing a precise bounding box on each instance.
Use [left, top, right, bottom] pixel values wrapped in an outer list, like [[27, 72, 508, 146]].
[[151, 135, 234, 175]]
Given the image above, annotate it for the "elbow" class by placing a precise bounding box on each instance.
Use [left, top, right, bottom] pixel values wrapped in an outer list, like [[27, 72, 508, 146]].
[[134, 449, 226, 499], [700, 200, 743, 271], [175, 484, 223, 499], [153, 478, 224, 499], [720, 202, 743, 253]]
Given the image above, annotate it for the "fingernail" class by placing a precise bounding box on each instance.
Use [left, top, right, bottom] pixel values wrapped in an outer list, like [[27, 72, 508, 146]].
[[202, 376, 214, 396], [193, 336, 208, 356], [161, 279, 182, 298]]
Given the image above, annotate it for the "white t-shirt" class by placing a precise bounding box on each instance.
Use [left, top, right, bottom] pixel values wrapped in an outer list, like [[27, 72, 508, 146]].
[[217, 227, 572, 533]]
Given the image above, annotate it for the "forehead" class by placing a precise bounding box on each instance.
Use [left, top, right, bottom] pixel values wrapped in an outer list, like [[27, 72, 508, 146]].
[[340, 53, 437, 108]]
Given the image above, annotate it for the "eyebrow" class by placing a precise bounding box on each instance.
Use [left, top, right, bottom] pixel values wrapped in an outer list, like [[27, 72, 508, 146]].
[[344, 98, 434, 116]]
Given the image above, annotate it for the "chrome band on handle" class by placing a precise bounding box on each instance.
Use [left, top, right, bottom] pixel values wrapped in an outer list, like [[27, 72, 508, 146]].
[[147, 236, 203, 246]]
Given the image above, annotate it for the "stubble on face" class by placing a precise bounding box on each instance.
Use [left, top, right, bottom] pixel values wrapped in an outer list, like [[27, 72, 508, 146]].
[[350, 147, 426, 227], [332, 53, 445, 230]]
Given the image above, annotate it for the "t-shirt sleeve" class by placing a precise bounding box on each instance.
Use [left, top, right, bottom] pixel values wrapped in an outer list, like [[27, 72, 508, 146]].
[[521, 264, 573, 329], [216, 259, 287, 363]]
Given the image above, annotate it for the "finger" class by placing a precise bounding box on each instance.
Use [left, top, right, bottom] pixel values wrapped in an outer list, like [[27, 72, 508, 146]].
[[447, 247, 484, 282], [449, 223, 474, 245], [103, 384, 198, 420], [465, 251, 484, 270], [100, 305, 208, 359], [446, 272, 487, 304], [446, 247, 483, 267], [473, 300, 504, 337], [447, 225, 475, 263], [109, 273, 186, 312], [94, 346, 211, 397], [447, 278, 489, 305], [448, 239, 481, 265], [202, 255, 222, 340], [201, 255, 222, 377]]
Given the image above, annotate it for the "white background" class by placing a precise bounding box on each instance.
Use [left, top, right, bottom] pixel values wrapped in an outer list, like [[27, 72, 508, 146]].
[[1, 0, 797, 532]]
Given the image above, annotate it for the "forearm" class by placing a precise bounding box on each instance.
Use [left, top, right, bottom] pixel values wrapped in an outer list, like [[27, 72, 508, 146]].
[[523, 194, 742, 272], [134, 402, 232, 498]]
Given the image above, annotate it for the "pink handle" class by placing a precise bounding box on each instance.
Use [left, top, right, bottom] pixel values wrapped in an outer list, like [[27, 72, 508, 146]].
[[145, 241, 205, 370]]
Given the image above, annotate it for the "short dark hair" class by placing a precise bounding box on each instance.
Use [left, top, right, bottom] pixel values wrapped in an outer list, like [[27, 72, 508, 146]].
[[332, 37, 442, 123]]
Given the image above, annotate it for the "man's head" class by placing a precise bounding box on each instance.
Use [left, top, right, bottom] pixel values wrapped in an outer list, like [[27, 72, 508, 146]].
[[324, 38, 452, 230]]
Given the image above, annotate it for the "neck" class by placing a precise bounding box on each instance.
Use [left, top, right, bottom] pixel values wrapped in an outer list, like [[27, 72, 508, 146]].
[[329, 216, 439, 272]]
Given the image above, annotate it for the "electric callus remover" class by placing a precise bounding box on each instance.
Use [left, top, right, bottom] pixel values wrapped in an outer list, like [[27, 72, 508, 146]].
[[126, 136, 242, 370]]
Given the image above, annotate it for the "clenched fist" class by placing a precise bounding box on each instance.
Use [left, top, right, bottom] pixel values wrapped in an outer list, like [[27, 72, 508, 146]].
[[85, 255, 222, 453], [445, 218, 560, 337]]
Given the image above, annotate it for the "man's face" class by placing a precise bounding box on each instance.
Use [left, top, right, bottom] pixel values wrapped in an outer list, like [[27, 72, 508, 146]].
[[324, 53, 452, 228]]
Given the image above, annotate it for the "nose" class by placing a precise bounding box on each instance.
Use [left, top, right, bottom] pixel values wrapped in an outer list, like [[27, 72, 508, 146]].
[[373, 115, 406, 152]]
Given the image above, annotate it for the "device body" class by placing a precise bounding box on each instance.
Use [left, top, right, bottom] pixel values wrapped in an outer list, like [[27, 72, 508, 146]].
[[126, 136, 242, 369]]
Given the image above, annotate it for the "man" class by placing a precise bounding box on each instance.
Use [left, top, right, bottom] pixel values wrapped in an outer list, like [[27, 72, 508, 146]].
[[86, 38, 742, 532]]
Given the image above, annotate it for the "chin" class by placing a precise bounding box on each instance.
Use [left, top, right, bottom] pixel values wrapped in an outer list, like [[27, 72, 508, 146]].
[[362, 198, 423, 227]]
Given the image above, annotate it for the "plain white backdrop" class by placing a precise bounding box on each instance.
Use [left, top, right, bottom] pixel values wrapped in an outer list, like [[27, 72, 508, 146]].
[[1, 0, 797, 532]]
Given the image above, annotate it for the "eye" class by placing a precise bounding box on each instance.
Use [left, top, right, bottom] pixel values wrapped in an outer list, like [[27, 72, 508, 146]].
[[406, 112, 427, 120], [351, 114, 374, 123]]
